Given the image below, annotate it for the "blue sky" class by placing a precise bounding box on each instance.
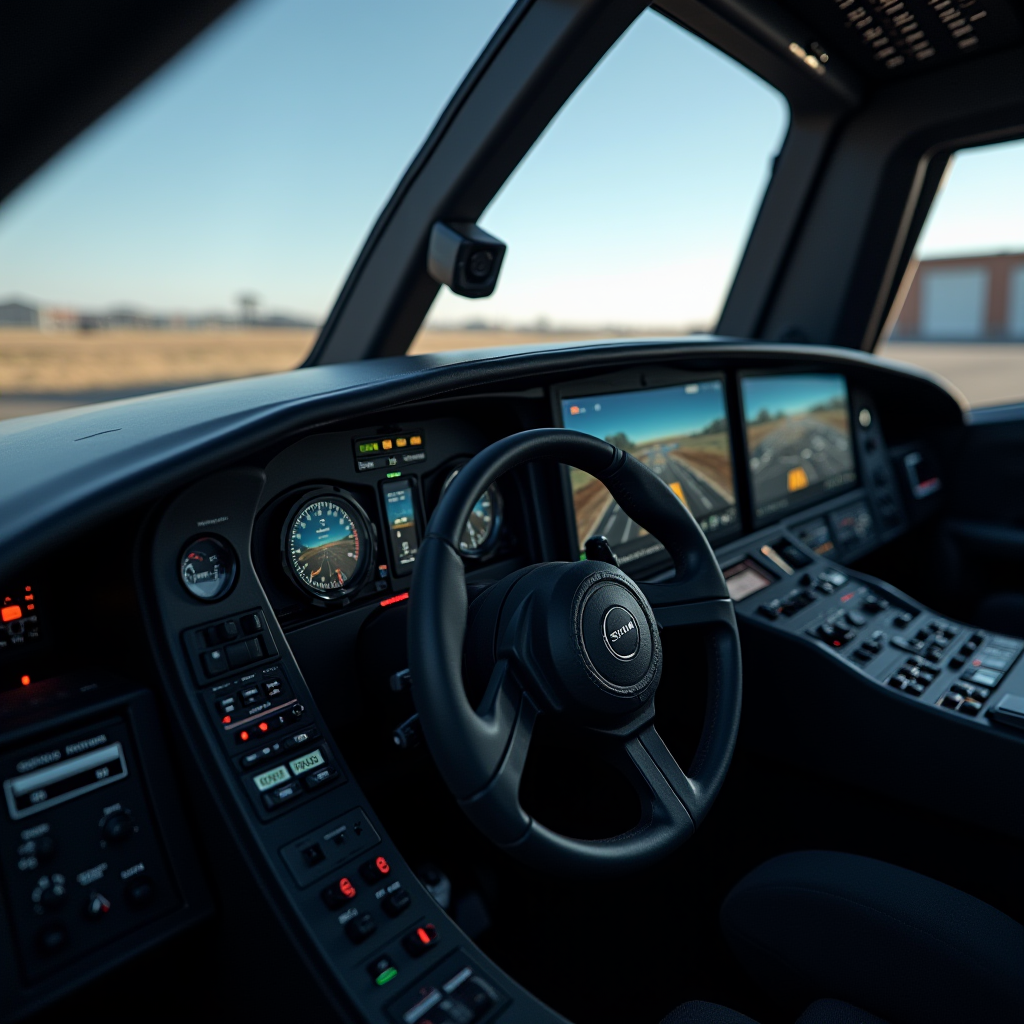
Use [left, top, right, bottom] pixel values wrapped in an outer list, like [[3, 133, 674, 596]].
[[563, 380, 728, 445], [740, 374, 848, 422], [0, 1, 1018, 329]]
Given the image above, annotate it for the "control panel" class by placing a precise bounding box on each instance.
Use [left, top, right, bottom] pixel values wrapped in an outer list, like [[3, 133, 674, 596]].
[[732, 549, 1023, 726], [0, 680, 209, 1020], [146, 465, 550, 1023]]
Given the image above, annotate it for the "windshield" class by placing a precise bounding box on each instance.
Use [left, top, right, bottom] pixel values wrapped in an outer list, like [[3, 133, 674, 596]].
[[0, 0, 514, 420]]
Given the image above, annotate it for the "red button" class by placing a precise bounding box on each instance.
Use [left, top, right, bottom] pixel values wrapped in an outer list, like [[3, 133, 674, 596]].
[[403, 922, 439, 956], [360, 855, 391, 883]]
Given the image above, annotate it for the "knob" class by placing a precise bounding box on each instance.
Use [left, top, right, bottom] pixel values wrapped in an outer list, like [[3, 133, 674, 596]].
[[40, 884, 67, 911], [84, 892, 112, 919], [101, 810, 134, 844]]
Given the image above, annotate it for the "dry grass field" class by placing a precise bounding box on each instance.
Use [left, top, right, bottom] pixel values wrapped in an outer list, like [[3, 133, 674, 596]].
[[1, 327, 1022, 420]]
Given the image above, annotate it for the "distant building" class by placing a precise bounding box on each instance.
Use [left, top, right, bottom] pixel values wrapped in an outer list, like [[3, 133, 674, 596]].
[[0, 301, 39, 327], [891, 253, 1024, 341]]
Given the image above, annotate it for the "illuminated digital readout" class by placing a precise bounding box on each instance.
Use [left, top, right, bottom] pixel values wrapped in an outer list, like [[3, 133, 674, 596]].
[[287, 498, 366, 594]]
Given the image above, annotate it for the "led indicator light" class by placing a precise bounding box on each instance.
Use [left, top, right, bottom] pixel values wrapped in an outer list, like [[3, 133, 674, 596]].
[[395, 437, 408, 448], [339, 877, 356, 898], [386, 472, 401, 479], [381, 439, 393, 450], [2, 605, 22, 622], [379, 592, 410, 607], [258, 721, 269, 733], [416, 927, 430, 945], [20, 675, 31, 686], [239, 730, 250, 742], [409, 435, 422, 446], [376, 855, 390, 875], [375, 967, 398, 986]]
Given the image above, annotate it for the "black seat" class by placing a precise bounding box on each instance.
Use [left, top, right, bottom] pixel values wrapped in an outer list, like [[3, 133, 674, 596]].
[[663, 851, 1024, 1024]]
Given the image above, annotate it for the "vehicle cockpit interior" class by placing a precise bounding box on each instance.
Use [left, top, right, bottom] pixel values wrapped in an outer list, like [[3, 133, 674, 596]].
[[1, 2, 1022, 1023]]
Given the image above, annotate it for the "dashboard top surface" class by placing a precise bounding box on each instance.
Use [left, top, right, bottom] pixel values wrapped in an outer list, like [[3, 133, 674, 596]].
[[0, 338, 965, 580]]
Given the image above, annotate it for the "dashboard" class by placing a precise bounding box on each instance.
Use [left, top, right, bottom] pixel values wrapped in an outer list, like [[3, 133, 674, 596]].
[[1, 339, 1021, 1023]]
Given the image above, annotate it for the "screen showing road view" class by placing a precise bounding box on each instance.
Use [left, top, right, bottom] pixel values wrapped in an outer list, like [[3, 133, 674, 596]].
[[741, 373, 857, 521], [561, 381, 740, 566]]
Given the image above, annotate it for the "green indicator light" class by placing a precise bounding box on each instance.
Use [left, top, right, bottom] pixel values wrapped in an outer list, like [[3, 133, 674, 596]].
[[386, 471, 402, 479], [375, 967, 398, 986], [579, 552, 587, 560], [358, 441, 379, 453]]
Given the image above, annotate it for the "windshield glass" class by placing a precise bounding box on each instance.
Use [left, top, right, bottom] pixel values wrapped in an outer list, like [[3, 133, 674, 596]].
[[412, 9, 788, 354], [0, 0, 514, 420]]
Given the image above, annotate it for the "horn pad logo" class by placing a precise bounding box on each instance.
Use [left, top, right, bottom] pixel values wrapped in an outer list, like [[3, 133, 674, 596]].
[[602, 606, 641, 661]]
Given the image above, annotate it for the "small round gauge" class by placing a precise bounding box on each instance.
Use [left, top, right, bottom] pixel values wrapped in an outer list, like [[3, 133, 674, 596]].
[[286, 495, 369, 597], [442, 468, 503, 556], [179, 536, 237, 601]]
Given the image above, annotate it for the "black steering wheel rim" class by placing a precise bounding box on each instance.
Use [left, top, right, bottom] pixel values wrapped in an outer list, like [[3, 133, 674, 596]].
[[408, 427, 742, 876]]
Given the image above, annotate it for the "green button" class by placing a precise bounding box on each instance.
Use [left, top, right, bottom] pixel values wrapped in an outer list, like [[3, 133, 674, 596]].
[[374, 967, 398, 986]]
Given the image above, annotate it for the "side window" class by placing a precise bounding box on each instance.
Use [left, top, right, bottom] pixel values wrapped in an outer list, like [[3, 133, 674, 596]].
[[880, 139, 1024, 407], [412, 9, 788, 353]]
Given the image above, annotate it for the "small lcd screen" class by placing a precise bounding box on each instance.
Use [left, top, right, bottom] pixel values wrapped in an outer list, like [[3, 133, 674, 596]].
[[741, 373, 857, 522], [560, 380, 740, 567], [381, 479, 419, 576], [723, 559, 774, 602]]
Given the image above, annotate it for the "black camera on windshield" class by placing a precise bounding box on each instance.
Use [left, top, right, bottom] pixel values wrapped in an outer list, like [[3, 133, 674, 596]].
[[427, 221, 506, 298]]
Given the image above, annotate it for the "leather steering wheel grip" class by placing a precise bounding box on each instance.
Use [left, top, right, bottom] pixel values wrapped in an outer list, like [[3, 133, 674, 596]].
[[408, 427, 742, 874]]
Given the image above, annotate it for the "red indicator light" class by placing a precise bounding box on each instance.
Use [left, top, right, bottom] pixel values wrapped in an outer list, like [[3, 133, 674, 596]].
[[239, 730, 250, 742], [569, 405, 580, 415], [832, 640, 842, 647], [258, 721, 269, 733], [379, 592, 409, 607], [376, 855, 390, 875], [2, 605, 22, 622], [20, 675, 30, 686], [222, 715, 232, 724], [339, 877, 356, 898], [26, 604, 34, 610], [416, 927, 430, 945], [840, 592, 854, 602], [972, 658, 981, 667]]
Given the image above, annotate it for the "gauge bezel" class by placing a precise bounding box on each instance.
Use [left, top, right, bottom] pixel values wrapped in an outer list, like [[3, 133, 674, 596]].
[[440, 466, 504, 559], [281, 489, 374, 601], [178, 535, 238, 602]]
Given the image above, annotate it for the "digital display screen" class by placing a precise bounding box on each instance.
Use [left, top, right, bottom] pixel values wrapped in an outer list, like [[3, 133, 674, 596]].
[[560, 380, 740, 567], [381, 479, 420, 576], [741, 374, 857, 522], [723, 559, 774, 602]]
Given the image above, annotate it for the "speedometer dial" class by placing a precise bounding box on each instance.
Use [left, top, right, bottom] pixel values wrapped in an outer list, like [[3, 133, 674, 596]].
[[286, 496, 368, 597], [442, 469, 503, 556]]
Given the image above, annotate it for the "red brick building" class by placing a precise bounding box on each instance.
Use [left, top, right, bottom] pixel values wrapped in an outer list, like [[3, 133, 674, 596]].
[[890, 252, 1024, 341]]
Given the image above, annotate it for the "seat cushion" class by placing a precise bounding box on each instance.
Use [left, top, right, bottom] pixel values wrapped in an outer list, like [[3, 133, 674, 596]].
[[720, 851, 1024, 1024], [660, 1000, 761, 1024]]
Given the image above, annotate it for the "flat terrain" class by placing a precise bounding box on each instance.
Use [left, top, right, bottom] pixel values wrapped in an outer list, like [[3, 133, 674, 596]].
[[1, 329, 1022, 420]]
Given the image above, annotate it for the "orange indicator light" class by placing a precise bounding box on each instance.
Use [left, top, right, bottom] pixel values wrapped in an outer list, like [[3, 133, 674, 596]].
[[376, 855, 390, 874], [222, 715, 232, 724], [409, 435, 422, 446], [417, 927, 430, 945], [382, 439, 393, 450], [395, 437, 408, 448], [239, 730, 250, 742], [258, 721, 269, 733], [2, 605, 22, 622], [569, 406, 580, 415], [339, 877, 356, 898], [20, 675, 31, 686]]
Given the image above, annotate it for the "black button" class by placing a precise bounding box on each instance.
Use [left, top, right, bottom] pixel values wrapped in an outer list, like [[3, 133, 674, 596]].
[[381, 887, 411, 917], [263, 679, 284, 698], [218, 620, 240, 642], [35, 922, 69, 955], [284, 726, 321, 750], [852, 648, 872, 662], [403, 922, 439, 956], [304, 765, 340, 789], [216, 696, 238, 715], [239, 684, 262, 705], [239, 742, 281, 769], [102, 810, 134, 844], [959, 698, 982, 716], [262, 782, 302, 809], [300, 843, 325, 868], [202, 649, 228, 676], [360, 855, 393, 883], [240, 612, 263, 635], [345, 912, 376, 943], [124, 876, 156, 909], [245, 636, 264, 660], [939, 692, 963, 710], [845, 611, 867, 627], [322, 875, 358, 909], [226, 641, 253, 668]]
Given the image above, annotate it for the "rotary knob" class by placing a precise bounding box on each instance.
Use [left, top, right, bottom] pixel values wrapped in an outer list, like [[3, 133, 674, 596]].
[[100, 810, 135, 845]]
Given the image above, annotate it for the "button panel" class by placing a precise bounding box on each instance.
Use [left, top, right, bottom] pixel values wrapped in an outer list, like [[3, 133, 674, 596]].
[[182, 609, 279, 685]]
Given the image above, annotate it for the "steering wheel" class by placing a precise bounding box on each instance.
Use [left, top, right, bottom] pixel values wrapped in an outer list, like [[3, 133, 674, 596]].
[[408, 428, 742, 875]]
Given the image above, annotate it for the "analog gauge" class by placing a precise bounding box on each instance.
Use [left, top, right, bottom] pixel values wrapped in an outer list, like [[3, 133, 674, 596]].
[[180, 536, 237, 601], [442, 468, 503, 556], [286, 496, 369, 597]]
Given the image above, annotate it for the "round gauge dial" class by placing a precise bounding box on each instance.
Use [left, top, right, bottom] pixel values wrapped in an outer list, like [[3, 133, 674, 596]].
[[442, 469, 503, 556], [286, 497, 368, 597], [180, 536, 237, 601]]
